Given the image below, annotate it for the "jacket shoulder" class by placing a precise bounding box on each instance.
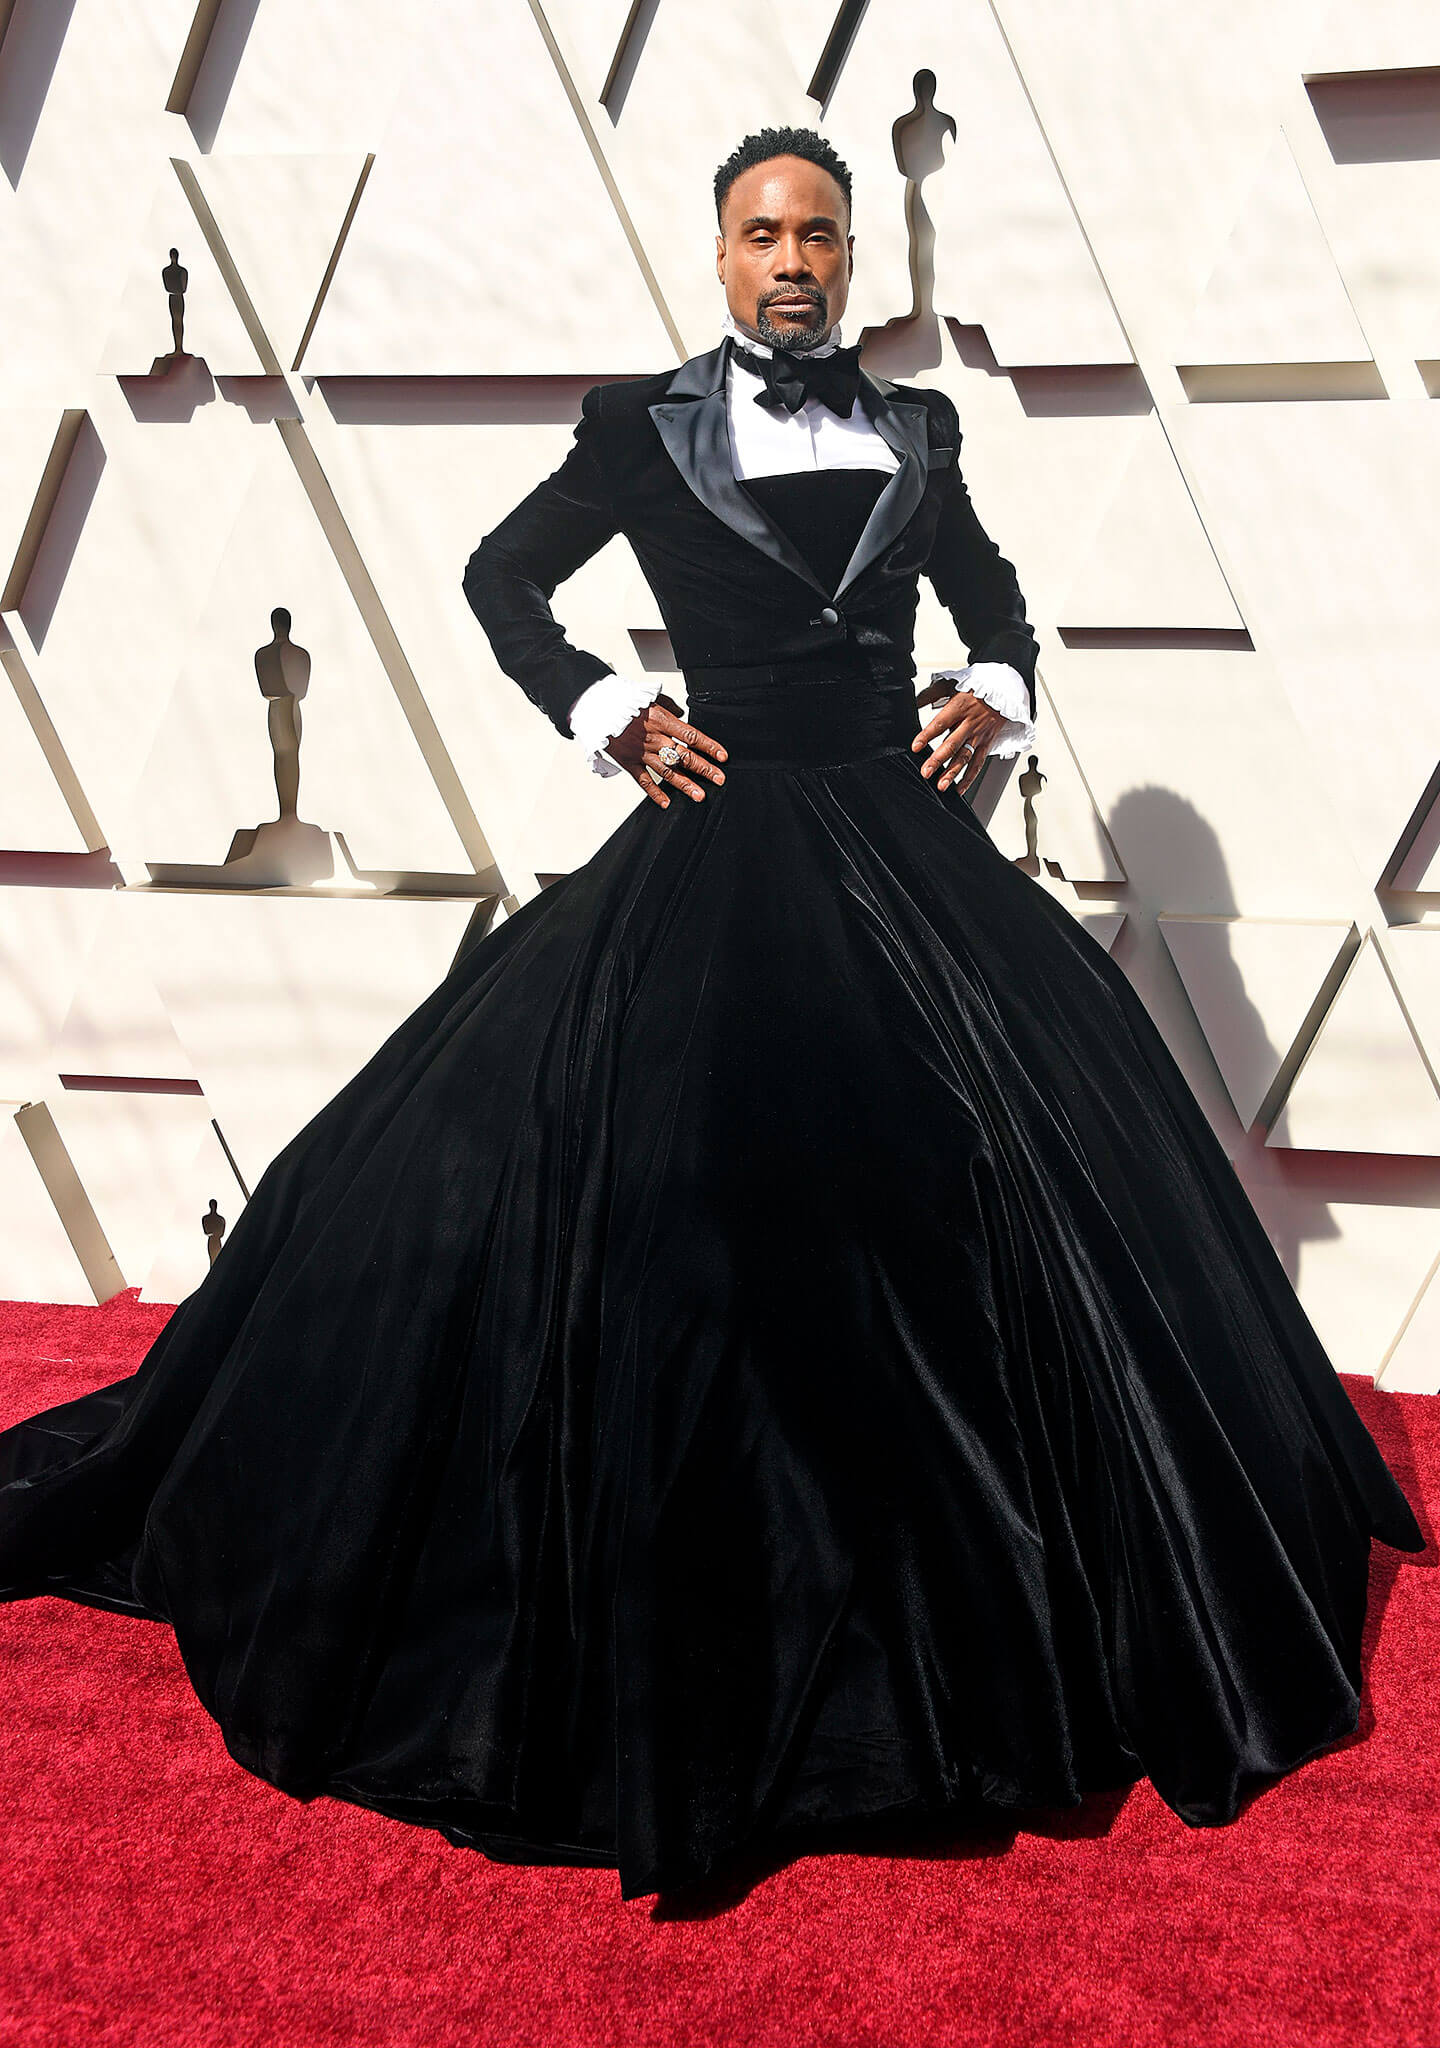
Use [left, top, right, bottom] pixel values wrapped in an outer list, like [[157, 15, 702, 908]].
[[579, 368, 683, 422], [866, 375, 960, 443]]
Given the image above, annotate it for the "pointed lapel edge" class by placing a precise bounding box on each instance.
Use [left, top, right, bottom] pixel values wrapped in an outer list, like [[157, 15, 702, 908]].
[[647, 340, 833, 599], [832, 375, 931, 602]]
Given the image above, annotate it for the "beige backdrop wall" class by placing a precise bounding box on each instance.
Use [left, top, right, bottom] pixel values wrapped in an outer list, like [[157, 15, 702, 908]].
[[2, 0, 1439, 1390]]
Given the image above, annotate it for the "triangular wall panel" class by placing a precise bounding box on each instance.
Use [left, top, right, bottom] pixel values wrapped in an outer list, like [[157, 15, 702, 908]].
[[1159, 917, 1353, 1130], [1267, 931, 1440, 1154]]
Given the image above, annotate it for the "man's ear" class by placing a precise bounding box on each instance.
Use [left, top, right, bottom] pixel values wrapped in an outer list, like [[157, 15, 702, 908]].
[[715, 233, 725, 283]]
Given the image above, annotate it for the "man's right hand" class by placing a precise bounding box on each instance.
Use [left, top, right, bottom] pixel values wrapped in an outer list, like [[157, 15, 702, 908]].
[[604, 691, 728, 808]]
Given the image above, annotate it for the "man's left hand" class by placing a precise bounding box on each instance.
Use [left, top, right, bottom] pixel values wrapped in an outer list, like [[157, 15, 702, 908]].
[[911, 680, 1009, 796]]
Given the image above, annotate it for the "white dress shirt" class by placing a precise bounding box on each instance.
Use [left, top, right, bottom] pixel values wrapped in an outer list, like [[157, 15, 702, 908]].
[[567, 314, 1038, 775]]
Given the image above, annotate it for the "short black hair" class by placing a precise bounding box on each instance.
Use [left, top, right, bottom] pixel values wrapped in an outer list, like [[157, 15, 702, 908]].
[[713, 127, 853, 230]]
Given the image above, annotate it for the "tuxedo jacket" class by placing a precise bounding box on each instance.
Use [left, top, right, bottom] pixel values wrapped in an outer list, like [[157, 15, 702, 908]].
[[461, 337, 1039, 742]]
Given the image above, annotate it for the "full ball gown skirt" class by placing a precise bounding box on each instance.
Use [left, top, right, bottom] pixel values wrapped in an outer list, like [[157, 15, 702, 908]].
[[0, 669, 1424, 1902]]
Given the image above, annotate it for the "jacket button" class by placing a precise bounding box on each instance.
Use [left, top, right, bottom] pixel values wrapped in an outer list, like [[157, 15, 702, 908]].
[[819, 606, 840, 626]]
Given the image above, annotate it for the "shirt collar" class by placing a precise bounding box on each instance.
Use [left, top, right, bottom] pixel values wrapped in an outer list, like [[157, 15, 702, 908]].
[[721, 308, 842, 364]]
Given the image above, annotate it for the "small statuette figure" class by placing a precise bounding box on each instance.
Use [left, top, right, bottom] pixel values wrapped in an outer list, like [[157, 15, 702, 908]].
[[1015, 752, 1047, 876], [256, 606, 312, 823], [893, 68, 956, 325], [201, 1198, 226, 1265], [219, 608, 334, 886], [162, 246, 189, 360]]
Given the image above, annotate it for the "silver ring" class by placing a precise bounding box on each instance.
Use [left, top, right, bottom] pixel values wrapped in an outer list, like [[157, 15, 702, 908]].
[[959, 741, 976, 756], [657, 741, 682, 768]]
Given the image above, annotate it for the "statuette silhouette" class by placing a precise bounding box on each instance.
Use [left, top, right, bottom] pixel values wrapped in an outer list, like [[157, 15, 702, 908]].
[[258, 606, 311, 819], [1014, 754, 1048, 876], [164, 248, 188, 352], [202, 1198, 226, 1265], [894, 71, 955, 326], [863, 70, 958, 369], [147, 246, 197, 375], [219, 609, 336, 885]]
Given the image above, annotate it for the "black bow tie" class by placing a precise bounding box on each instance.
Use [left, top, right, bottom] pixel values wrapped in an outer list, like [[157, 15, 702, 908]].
[[730, 339, 865, 419]]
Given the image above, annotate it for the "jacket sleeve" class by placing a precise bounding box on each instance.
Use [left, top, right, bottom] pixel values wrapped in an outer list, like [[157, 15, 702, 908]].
[[921, 397, 1039, 720], [461, 384, 623, 738]]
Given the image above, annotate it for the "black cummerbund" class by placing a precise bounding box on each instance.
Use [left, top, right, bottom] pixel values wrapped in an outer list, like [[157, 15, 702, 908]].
[[684, 659, 921, 767]]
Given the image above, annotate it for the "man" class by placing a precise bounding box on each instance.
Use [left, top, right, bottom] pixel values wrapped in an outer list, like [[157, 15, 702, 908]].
[[463, 126, 1038, 812]]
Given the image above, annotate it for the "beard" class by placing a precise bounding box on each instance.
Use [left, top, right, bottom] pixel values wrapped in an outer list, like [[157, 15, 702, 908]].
[[753, 283, 831, 352]]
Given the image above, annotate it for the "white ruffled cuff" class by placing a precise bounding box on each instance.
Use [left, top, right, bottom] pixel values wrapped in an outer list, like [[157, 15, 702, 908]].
[[926, 661, 1036, 759], [568, 670, 663, 778]]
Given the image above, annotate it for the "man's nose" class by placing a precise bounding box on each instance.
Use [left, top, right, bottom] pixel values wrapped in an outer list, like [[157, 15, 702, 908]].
[[772, 236, 811, 277]]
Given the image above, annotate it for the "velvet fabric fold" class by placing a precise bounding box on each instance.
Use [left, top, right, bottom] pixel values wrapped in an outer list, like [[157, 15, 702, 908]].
[[0, 671, 1423, 1901]]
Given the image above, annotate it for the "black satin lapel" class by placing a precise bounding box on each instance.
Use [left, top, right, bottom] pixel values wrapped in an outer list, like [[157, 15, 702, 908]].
[[832, 393, 931, 602], [664, 340, 729, 400], [648, 390, 832, 599]]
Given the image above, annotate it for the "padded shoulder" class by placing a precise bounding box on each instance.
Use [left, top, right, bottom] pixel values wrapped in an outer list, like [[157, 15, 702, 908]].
[[579, 369, 682, 423], [866, 376, 960, 445]]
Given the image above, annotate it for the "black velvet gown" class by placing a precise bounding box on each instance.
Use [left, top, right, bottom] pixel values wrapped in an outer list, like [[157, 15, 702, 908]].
[[0, 469, 1424, 1903]]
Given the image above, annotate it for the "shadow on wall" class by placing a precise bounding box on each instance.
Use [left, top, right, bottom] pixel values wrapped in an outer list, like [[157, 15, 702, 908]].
[[1105, 781, 1339, 1290]]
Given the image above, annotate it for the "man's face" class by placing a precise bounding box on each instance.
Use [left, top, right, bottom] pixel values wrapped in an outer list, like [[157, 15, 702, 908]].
[[715, 154, 853, 352]]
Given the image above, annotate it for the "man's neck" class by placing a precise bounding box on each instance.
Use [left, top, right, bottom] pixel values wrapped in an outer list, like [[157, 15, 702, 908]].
[[721, 308, 841, 360]]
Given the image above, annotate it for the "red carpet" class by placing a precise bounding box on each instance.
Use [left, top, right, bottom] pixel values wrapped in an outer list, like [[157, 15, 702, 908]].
[[1, 1290, 1436, 2047]]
